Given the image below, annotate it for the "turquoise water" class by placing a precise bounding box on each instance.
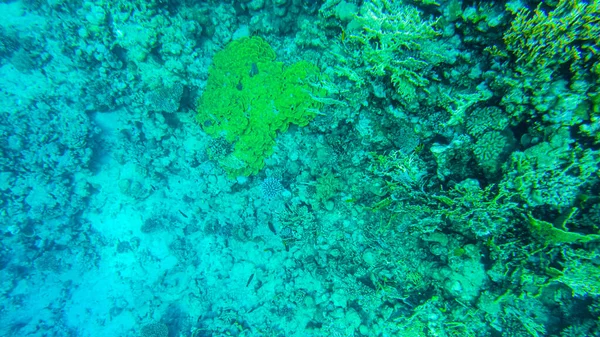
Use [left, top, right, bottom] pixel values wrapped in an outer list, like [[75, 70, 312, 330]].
[[1, 0, 599, 336]]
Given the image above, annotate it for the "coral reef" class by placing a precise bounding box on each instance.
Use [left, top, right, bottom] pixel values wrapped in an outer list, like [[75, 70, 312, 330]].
[[1, 0, 600, 336]]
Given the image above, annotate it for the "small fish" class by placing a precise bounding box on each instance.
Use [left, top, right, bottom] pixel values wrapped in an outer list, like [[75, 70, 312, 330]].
[[249, 62, 259, 77], [246, 273, 254, 287], [267, 221, 277, 235], [178, 210, 189, 218]]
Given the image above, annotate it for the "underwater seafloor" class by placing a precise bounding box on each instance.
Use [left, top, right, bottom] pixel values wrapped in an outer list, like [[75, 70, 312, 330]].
[[1, 0, 600, 336]]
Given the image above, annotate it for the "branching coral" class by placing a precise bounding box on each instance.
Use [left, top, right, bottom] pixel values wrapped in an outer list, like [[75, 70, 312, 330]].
[[504, 0, 600, 78], [342, 0, 444, 104]]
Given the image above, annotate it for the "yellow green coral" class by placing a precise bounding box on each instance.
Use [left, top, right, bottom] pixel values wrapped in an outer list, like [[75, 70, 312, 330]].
[[527, 211, 600, 246], [196, 36, 324, 177], [504, 0, 600, 78]]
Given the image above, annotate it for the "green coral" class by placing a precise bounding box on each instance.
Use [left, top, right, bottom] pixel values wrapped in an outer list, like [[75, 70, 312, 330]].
[[315, 171, 340, 204], [466, 106, 509, 137], [580, 90, 600, 144], [197, 36, 323, 177], [557, 248, 600, 298], [368, 150, 428, 191], [504, 0, 600, 79], [344, 0, 443, 104], [473, 130, 514, 176], [527, 211, 600, 246], [502, 135, 599, 210], [493, 1, 600, 128]]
